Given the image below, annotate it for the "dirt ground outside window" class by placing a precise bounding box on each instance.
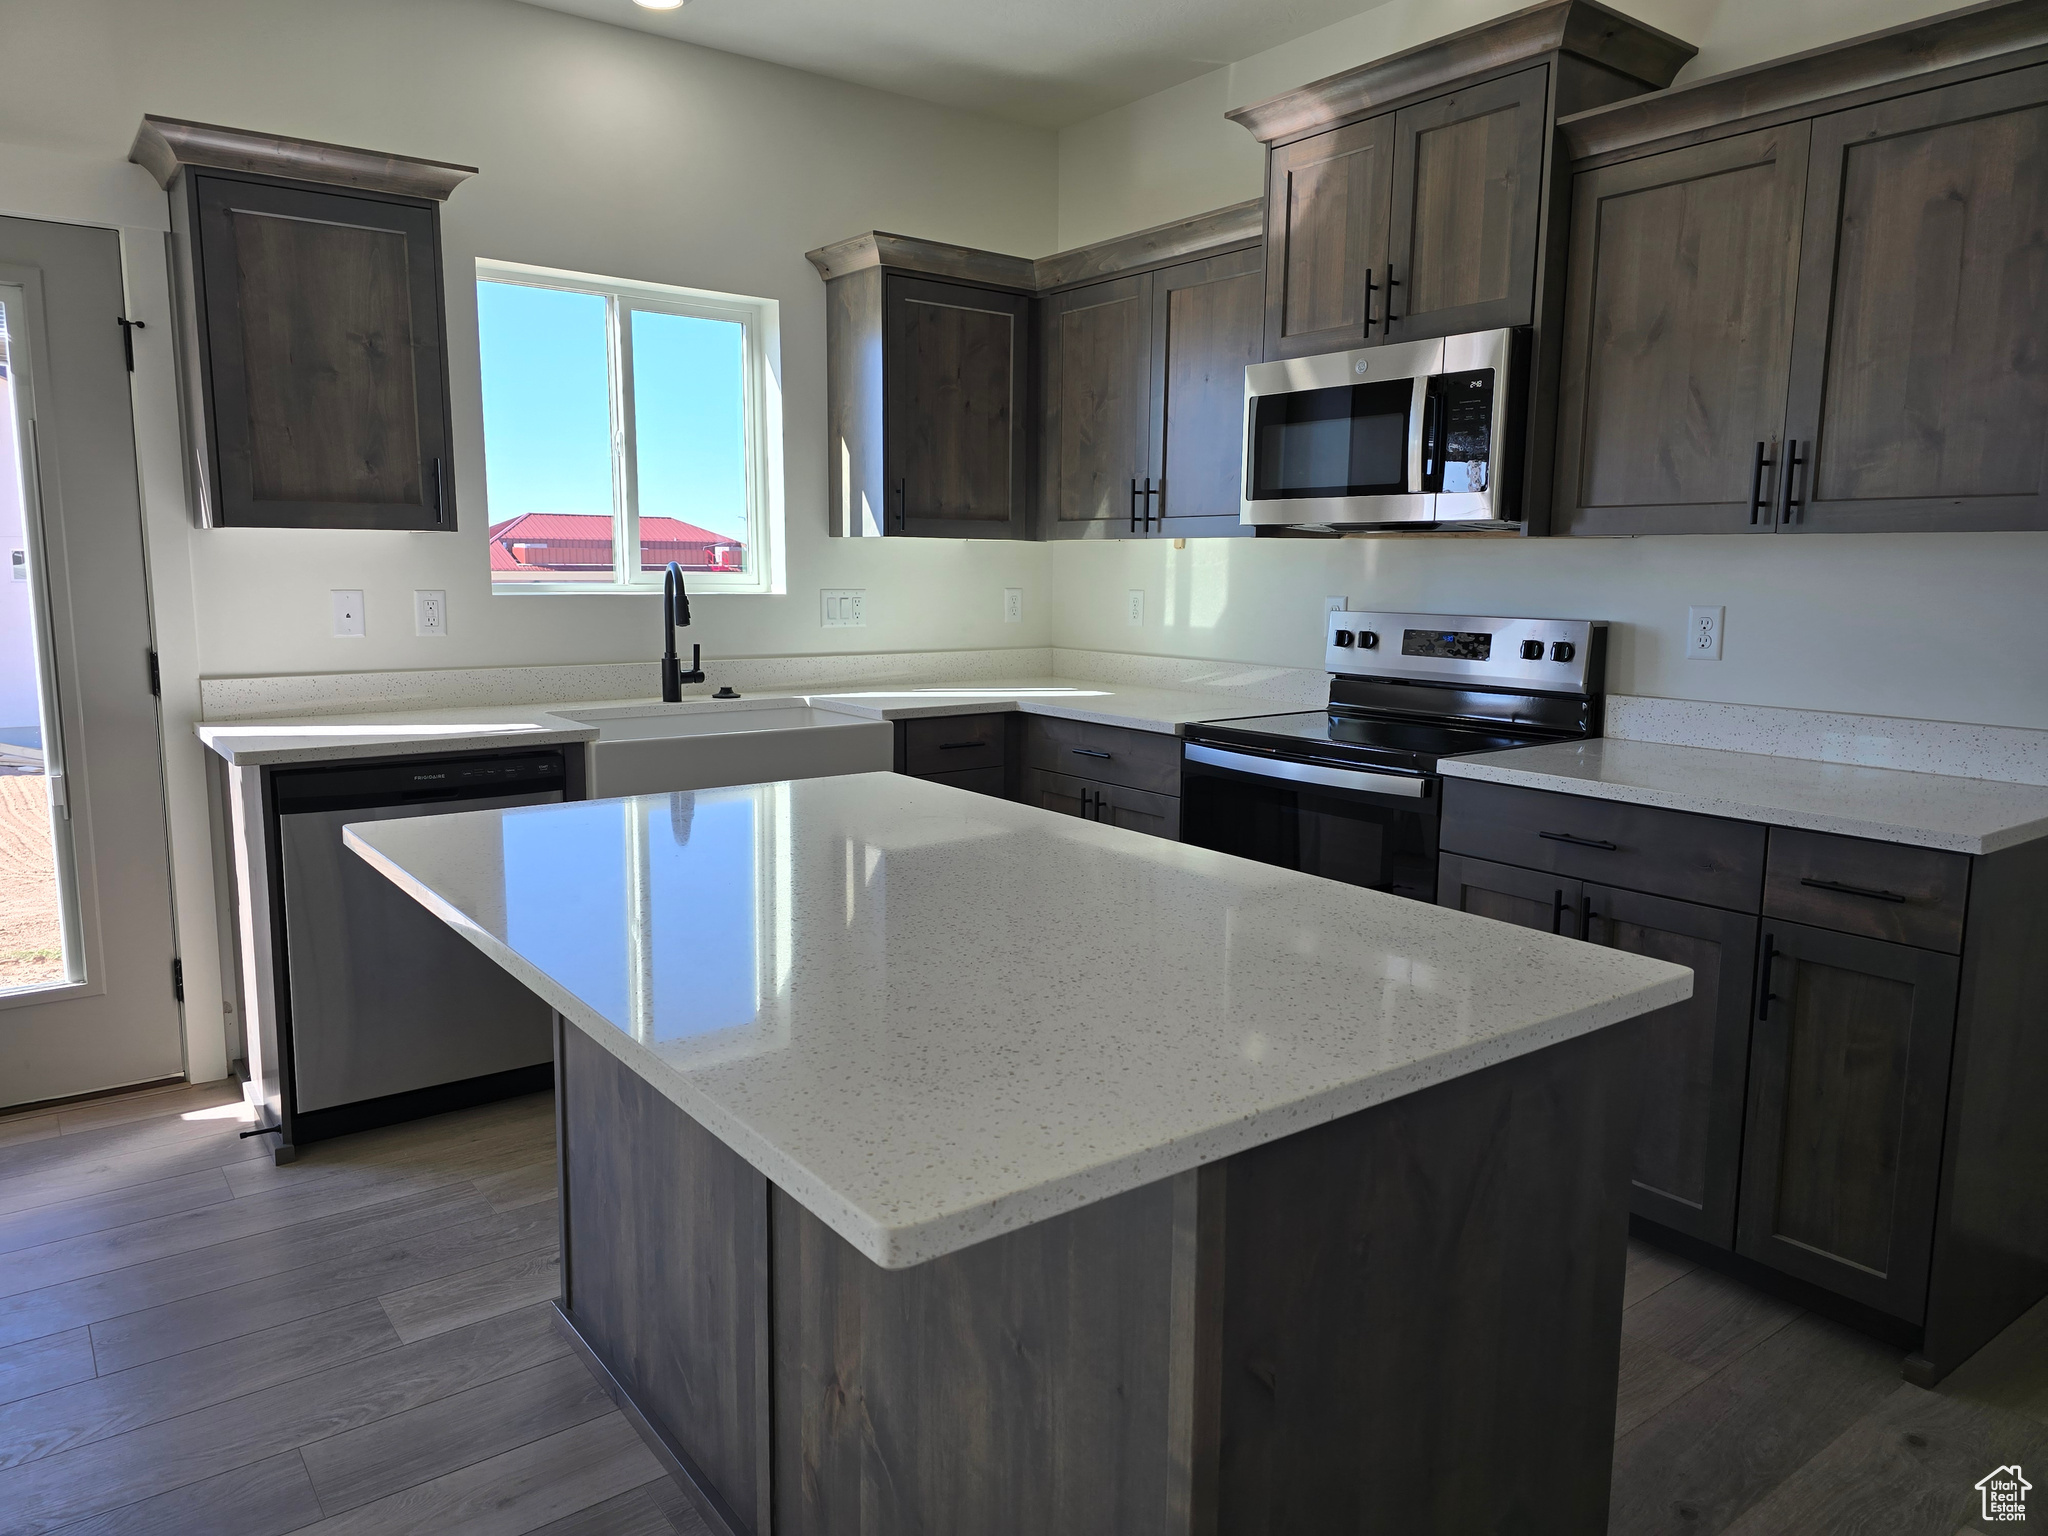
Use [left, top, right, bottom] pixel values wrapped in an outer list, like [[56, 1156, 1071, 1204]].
[[0, 774, 64, 988]]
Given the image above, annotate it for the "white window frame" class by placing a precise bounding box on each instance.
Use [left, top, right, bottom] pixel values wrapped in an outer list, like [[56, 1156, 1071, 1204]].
[[477, 258, 784, 597]]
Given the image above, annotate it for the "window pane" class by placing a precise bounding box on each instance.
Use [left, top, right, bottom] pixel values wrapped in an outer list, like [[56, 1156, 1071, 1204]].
[[478, 281, 618, 584], [631, 309, 748, 574], [0, 294, 68, 990]]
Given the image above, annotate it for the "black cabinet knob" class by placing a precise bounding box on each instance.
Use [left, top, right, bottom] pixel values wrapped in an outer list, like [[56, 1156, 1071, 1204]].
[[1333, 630, 1356, 648], [1551, 641, 1575, 662], [1520, 639, 1544, 660], [1358, 631, 1379, 649]]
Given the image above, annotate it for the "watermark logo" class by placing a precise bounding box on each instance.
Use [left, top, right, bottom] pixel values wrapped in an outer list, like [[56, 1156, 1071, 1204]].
[[1976, 1464, 2030, 1523]]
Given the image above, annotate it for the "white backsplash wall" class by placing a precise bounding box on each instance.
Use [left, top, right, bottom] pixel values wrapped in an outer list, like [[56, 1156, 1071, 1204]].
[[1049, 532, 2048, 732]]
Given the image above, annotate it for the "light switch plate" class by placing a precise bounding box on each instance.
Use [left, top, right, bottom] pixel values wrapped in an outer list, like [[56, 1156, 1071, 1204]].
[[331, 590, 365, 638], [1325, 595, 1349, 614], [821, 588, 866, 628], [1003, 588, 1023, 624], [1127, 589, 1145, 627], [414, 590, 447, 637], [1687, 605, 1724, 660]]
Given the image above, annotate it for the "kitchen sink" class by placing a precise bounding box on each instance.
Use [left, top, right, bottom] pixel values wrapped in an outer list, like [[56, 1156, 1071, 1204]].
[[557, 698, 893, 797]]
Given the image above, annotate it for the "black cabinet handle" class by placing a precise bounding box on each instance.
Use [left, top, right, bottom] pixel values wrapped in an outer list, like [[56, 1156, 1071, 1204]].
[[1748, 441, 1772, 525], [1756, 934, 1780, 1021], [1538, 830, 1618, 851], [1364, 267, 1378, 334], [1141, 476, 1157, 531], [1580, 897, 1597, 942], [937, 741, 984, 751], [1799, 876, 1907, 904], [1129, 477, 1139, 535], [895, 479, 907, 531], [1550, 887, 1571, 935], [1383, 265, 1399, 326], [1071, 747, 1112, 760], [1781, 440, 1805, 523], [1080, 788, 1099, 819]]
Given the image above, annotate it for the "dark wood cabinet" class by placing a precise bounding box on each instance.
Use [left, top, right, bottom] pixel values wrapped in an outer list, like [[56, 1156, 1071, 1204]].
[[1150, 248, 1263, 538], [1583, 882, 1756, 1249], [131, 117, 473, 530], [1042, 275, 1154, 539], [1782, 63, 2048, 534], [1261, 116, 1397, 360], [1438, 851, 1580, 935], [1021, 766, 1180, 841], [893, 713, 1014, 798], [1385, 67, 1550, 344], [884, 275, 1032, 538], [1553, 124, 1810, 536], [1736, 920, 1959, 1320]]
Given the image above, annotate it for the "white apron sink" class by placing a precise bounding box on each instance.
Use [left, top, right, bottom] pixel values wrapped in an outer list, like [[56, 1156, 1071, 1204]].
[[558, 698, 893, 797]]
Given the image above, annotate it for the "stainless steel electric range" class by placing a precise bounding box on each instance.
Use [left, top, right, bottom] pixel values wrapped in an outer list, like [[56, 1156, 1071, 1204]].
[[1180, 610, 1606, 901]]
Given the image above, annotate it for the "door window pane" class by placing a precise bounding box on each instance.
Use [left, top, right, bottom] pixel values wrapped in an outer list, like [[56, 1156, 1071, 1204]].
[[478, 281, 617, 583], [0, 296, 67, 990], [632, 309, 748, 574]]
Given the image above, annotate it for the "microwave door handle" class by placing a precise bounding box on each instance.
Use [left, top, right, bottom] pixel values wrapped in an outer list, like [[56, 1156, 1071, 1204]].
[[1183, 743, 1432, 798], [1407, 374, 1430, 495]]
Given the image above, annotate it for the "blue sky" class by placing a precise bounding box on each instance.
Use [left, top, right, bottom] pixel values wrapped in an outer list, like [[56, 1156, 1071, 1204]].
[[476, 280, 747, 542]]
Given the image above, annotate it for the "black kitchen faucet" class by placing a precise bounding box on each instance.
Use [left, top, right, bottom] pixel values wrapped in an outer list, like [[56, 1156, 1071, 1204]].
[[660, 561, 705, 703]]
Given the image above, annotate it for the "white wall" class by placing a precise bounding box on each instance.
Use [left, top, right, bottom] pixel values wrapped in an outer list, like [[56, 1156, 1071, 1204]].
[[0, 0, 1062, 682], [1054, 0, 2048, 731]]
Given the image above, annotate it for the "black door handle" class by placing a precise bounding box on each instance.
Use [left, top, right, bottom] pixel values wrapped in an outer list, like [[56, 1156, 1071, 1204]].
[[1141, 476, 1158, 530], [895, 479, 907, 531], [1363, 268, 1377, 335], [937, 741, 984, 751], [1781, 440, 1805, 523], [1383, 265, 1399, 327], [1129, 477, 1139, 535], [1579, 897, 1597, 942], [1756, 934, 1780, 1020], [1799, 876, 1907, 904], [1749, 441, 1772, 525], [1550, 887, 1572, 935], [1539, 830, 1618, 851], [1071, 748, 1112, 760]]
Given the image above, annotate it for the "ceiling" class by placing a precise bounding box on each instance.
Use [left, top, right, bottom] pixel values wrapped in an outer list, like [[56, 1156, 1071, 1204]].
[[510, 0, 1380, 128]]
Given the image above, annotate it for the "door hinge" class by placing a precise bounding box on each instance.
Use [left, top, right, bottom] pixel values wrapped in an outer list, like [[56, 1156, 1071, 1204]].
[[172, 958, 184, 1002], [116, 316, 147, 372], [147, 649, 161, 696]]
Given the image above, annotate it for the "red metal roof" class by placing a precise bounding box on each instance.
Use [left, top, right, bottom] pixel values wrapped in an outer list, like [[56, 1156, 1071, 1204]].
[[487, 512, 742, 573]]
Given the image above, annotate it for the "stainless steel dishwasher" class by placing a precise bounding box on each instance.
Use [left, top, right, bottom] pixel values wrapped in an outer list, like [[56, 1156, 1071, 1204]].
[[273, 749, 566, 1145]]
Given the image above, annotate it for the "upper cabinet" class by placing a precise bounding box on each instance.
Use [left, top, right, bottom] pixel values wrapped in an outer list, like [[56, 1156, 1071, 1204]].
[[130, 117, 474, 531], [1553, 0, 2048, 536], [1150, 247, 1266, 538], [1229, 1, 1696, 364]]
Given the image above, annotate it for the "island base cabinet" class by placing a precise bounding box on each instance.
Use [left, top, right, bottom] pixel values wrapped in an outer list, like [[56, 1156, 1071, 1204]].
[[554, 1014, 1644, 1536]]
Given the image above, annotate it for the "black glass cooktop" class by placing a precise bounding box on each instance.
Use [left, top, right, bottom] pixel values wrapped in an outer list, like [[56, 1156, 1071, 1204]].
[[1185, 709, 1551, 774]]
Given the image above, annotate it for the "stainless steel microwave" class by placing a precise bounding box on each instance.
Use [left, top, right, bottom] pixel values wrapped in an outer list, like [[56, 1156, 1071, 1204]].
[[1240, 328, 1526, 530]]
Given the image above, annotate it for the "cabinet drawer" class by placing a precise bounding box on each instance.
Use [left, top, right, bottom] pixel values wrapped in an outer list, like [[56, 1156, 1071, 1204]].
[[1441, 779, 1766, 912], [1022, 716, 1180, 796], [914, 765, 1008, 799], [1764, 829, 1968, 954], [1022, 767, 1180, 842], [900, 714, 1007, 775]]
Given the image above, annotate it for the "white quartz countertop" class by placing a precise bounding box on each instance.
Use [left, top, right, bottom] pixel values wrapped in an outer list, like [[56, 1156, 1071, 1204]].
[[197, 678, 1284, 767], [345, 773, 1690, 1269], [1441, 738, 2048, 855]]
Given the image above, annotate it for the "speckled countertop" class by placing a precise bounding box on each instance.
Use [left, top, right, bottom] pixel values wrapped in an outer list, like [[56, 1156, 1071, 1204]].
[[345, 773, 1690, 1269], [1440, 738, 2048, 855], [197, 678, 1285, 768]]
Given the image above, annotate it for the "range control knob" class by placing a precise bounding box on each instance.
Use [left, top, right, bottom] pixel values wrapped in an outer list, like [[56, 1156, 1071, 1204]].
[[1551, 640, 1576, 663], [1357, 630, 1379, 649], [1520, 639, 1545, 661], [1333, 630, 1356, 648]]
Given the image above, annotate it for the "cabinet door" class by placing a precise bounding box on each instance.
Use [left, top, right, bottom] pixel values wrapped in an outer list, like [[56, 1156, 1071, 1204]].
[[1736, 920, 1960, 1319], [1383, 68, 1549, 344], [1042, 275, 1153, 539], [1782, 64, 2048, 533], [1099, 781, 1180, 841], [1583, 884, 1757, 1248], [1150, 248, 1262, 539], [1554, 124, 1810, 536], [883, 275, 1031, 538], [1437, 853, 1580, 936], [192, 174, 452, 530], [1262, 116, 1396, 360]]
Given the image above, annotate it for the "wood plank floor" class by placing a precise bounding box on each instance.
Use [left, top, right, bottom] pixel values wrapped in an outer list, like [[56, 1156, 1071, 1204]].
[[0, 1081, 2041, 1534]]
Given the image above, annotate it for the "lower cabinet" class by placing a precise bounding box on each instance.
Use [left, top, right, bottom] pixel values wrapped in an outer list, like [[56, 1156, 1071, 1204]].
[[1021, 766, 1180, 841], [1735, 920, 1959, 1320]]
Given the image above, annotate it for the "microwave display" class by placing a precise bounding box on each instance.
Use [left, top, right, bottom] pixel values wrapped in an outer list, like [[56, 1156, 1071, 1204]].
[[1402, 629, 1493, 661], [1248, 379, 1413, 499], [1429, 369, 1495, 494]]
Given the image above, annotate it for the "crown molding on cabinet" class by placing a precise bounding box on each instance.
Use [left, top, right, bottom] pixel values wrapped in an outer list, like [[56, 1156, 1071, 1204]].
[[1557, 0, 2048, 162], [128, 116, 477, 201], [805, 199, 1263, 294], [1224, 0, 1695, 146]]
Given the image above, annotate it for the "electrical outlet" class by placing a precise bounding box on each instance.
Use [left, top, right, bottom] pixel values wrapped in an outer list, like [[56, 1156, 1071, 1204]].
[[1687, 605, 1724, 661], [331, 590, 365, 638], [1127, 589, 1145, 627], [1003, 588, 1023, 624], [1325, 595, 1349, 614], [821, 588, 866, 628], [414, 590, 447, 637]]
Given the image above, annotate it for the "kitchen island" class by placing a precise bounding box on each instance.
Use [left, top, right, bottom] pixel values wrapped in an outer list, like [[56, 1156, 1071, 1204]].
[[347, 772, 1690, 1535]]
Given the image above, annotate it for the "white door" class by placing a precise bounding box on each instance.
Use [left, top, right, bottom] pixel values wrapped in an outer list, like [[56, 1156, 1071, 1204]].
[[0, 215, 182, 1105]]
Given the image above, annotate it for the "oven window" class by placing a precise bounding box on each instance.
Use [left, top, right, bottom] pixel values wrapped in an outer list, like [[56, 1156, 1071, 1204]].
[[1180, 769, 1439, 901], [1249, 379, 1412, 499]]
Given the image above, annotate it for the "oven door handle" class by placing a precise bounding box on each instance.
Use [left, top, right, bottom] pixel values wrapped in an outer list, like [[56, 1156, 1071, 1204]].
[[1183, 743, 1432, 798]]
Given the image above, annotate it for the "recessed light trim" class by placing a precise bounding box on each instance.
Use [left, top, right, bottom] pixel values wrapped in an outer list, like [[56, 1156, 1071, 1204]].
[[633, 0, 685, 9]]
